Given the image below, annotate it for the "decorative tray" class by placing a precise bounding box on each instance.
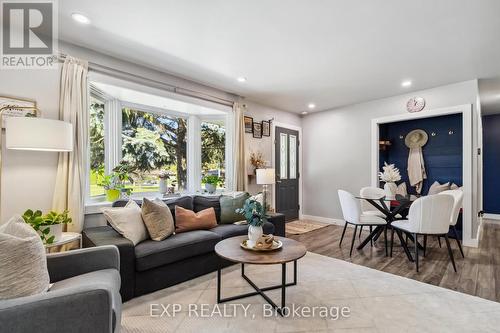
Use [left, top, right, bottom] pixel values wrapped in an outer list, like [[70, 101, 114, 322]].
[[240, 239, 283, 252]]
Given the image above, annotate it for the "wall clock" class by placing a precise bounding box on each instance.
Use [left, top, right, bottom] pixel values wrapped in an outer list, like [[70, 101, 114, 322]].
[[406, 97, 426, 113]]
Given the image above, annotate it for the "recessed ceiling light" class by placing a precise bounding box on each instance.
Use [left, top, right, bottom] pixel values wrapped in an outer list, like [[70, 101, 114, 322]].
[[237, 77, 247, 83], [308, 103, 316, 109], [401, 80, 412, 87], [71, 13, 91, 24], [301, 111, 308, 115]]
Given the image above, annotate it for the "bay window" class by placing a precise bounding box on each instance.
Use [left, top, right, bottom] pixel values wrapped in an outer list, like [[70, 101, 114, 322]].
[[87, 79, 232, 202]]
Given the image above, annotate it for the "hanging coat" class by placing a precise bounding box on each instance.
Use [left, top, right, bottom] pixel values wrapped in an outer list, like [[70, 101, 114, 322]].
[[407, 147, 427, 194]]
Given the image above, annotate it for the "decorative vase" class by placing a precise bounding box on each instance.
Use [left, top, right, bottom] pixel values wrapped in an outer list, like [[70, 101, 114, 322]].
[[159, 179, 168, 195], [247, 225, 263, 248], [205, 183, 216, 194], [384, 182, 397, 200], [106, 189, 121, 202], [38, 223, 63, 243]]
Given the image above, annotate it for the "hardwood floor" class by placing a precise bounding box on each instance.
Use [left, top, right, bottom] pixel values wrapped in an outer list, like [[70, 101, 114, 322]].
[[287, 219, 500, 302]]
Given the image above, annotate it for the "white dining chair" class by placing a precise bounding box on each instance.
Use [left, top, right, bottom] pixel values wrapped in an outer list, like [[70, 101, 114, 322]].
[[438, 189, 465, 258], [360, 187, 387, 217], [391, 194, 456, 272], [338, 190, 388, 256], [359, 187, 402, 239]]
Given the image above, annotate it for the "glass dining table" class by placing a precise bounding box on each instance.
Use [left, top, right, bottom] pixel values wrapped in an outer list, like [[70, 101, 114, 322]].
[[355, 194, 418, 261]]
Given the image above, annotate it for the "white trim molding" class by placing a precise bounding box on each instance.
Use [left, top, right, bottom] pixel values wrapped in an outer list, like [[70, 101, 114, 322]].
[[301, 214, 344, 226], [271, 121, 303, 219], [371, 104, 479, 247], [484, 213, 500, 221], [187, 115, 202, 192]]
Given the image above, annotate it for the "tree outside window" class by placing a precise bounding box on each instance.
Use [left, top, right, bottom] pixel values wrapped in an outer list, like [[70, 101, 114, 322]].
[[201, 120, 225, 188], [121, 108, 187, 193], [89, 97, 105, 197]]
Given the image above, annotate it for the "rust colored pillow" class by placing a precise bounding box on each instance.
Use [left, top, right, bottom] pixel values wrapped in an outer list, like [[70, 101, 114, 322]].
[[175, 206, 217, 233]]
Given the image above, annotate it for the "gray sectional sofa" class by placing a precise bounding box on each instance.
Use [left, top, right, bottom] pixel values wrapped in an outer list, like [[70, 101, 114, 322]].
[[82, 195, 286, 301]]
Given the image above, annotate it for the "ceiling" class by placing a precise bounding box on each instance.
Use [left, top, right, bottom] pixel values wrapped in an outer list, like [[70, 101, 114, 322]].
[[59, 0, 500, 113]]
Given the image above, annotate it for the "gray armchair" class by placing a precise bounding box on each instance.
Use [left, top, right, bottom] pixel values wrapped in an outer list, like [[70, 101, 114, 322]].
[[0, 245, 122, 333]]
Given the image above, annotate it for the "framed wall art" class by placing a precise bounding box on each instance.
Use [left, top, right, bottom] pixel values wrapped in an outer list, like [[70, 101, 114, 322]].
[[262, 120, 270, 137], [244, 116, 253, 133], [253, 122, 262, 138], [0, 96, 38, 128]]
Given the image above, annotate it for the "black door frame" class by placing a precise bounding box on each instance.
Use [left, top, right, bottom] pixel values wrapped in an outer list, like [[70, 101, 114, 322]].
[[272, 122, 302, 219]]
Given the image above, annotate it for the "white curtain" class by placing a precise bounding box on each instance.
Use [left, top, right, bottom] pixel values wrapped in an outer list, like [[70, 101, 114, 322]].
[[52, 56, 89, 232], [232, 102, 247, 191]]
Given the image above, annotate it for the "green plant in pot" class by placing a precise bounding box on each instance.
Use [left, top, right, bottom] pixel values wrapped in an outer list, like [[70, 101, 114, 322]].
[[202, 175, 221, 194], [97, 161, 136, 201], [22, 209, 72, 244], [236, 198, 266, 248]]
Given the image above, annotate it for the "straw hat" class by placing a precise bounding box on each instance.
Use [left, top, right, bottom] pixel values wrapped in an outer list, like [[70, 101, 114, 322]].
[[405, 129, 428, 148]]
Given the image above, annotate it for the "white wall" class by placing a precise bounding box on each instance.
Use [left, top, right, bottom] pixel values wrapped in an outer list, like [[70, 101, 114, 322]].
[[302, 80, 481, 236], [0, 67, 61, 222], [242, 100, 302, 197]]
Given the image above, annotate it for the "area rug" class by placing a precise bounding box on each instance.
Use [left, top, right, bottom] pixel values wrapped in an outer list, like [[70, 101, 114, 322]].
[[285, 220, 329, 235], [121, 252, 500, 332]]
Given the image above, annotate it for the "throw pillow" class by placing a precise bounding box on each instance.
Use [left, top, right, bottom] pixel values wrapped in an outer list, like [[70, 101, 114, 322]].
[[450, 183, 462, 190], [163, 196, 194, 223], [251, 193, 264, 205], [0, 215, 50, 300], [396, 183, 408, 196], [101, 200, 148, 245], [219, 192, 250, 224], [428, 181, 450, 195], [175, 206, 217, 233], [141, 198, 175, 241]]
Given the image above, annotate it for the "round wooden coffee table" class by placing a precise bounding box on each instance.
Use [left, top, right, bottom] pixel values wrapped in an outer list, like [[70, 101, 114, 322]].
[[214, 235, 307, 316]]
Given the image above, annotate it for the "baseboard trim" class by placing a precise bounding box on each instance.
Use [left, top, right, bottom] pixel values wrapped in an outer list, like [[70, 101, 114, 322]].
[[483, 213, 500, 221], [301, 214, 482, 248], [301, 214, 345, 226]]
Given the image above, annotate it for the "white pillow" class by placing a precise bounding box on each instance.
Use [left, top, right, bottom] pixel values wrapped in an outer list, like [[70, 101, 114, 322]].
[[102, 200, 148, 245], [396, 183, 408, 196], [450, 183, 462, 190], [250, 193, 264, 205], [428, 181, 450, 195], [0, 215, 50, 300]]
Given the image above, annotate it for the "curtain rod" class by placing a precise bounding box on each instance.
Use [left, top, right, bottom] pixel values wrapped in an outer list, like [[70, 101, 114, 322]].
[[58, 53, 236, 107]]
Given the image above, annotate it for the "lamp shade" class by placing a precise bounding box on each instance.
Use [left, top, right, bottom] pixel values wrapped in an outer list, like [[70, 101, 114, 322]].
[[256, 168, 275, 185], [5, 117, 73, 152]]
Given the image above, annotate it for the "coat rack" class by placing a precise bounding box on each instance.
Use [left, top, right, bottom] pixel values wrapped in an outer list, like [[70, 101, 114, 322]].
[[398, 129, 455, 140]]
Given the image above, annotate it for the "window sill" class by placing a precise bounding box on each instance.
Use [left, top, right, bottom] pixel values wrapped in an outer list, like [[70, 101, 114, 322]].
[[85, 201, 113, 214], [84, 189, 234, 215]]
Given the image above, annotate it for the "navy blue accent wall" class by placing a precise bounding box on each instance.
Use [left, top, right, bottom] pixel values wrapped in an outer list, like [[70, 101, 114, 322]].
[[483, 114, 500, 214], [379, 114, 463, 195]]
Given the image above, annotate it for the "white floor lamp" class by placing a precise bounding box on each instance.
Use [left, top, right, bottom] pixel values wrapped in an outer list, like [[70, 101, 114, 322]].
[[0, 110, 73, 215]]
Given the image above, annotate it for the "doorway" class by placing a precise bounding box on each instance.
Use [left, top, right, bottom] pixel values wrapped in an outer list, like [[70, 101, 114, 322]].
[[371, 104, 477, 247], [275, 126, 300, 220]]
